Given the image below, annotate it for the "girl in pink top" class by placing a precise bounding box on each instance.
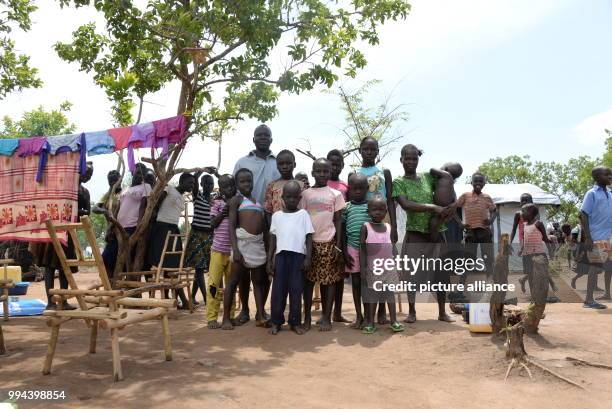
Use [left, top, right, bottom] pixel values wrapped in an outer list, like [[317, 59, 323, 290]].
[[360, 197, 404, 334], [299, 158, 345, 331], [520, 204, 557, 296]]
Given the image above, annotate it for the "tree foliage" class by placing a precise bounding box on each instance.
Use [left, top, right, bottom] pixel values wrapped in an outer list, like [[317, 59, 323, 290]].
[[477, 139, 610, 225], [0, 101, 76, 138], [0, 0, 42, 99], [55, 0, 410, 127], [327, 79, 408, 166], [54, 0, 410, 271]]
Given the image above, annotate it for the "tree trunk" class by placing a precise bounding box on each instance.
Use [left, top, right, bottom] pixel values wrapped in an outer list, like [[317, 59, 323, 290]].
[[505, 323, 527, 360], [490, 235, 509, 335], [522, 254, 548, 333]]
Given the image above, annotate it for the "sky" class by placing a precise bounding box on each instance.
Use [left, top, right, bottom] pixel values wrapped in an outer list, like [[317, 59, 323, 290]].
[[1, 0, 611, 202]]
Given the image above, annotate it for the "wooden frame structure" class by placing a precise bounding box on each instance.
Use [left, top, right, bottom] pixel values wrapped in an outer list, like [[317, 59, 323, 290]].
[[42, 216, 175, 381], [153, 231, 195, 312]]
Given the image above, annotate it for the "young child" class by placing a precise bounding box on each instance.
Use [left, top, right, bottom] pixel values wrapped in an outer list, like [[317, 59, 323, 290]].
[[267, 181, 314, 335], [264, 149, 303, 224], [299, 158, 346, 331], [455, 172, 497, 276], [360, 196, 404, 334], [561, 224, 573, 268], [327, 149, 350, 323], [357, 136, 396, 323], [295, 172, 311, 189], [222, 168, 268, 329], [207, 175, 237, 329], [185, 171, 216, 306], [342, 173, 371, 329], [520, 204, 557, 301], [509, 193, 533, 291], [327, 149, 348, 199], [429, 163, 463, 242]]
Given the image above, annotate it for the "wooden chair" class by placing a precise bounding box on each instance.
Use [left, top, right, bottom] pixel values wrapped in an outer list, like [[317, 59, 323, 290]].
[[42, 216, 175, 382], [0, 259, 15, 355]]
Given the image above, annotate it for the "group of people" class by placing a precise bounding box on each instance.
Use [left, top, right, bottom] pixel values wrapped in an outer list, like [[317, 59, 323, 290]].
[[42, 123, 612, 333]]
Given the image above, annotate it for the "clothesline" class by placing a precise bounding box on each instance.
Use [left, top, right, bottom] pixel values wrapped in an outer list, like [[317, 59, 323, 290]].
[[0, 115, 187, 179]]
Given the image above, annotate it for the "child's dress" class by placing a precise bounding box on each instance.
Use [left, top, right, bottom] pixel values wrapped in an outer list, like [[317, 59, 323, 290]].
[[364, 222, 398, 303]]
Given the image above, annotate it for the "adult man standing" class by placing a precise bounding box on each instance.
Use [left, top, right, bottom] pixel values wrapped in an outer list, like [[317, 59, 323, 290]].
[[580, 166, 612, 309], [232, 124, 280, 323]]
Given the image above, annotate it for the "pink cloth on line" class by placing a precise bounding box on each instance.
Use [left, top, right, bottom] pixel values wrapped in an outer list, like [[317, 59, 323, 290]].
[[16, 137, 47, 157], [109, 126, 133, 151]]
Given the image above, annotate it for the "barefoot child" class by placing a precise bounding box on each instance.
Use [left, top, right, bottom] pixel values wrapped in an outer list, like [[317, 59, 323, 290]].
[[510, 193, 533, 289], [222, 169, 268, 329], [327, 149, 350, 323], [520, 203, 557, 301], [185, 171, 216, 306], [267, 181, 314, 335], [300, 158, 346, 331], [206, 175, 237, 329], [456, 172, 497, 276], [360, 197, 404, 334], [357, 136, 396, 324], [430, 163, 463, 242], [342, 173, 371, 329]]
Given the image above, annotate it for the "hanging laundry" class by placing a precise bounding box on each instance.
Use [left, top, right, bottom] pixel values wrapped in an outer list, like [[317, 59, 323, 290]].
[[109, 126, 133, 151], [127, 122, 155, 172], [0, 139, 19, 156], [125, 116, 187, 172], [153, 115, 186, 145], [38, 133, 86, 182], [16, 137, 47, 157], [84, 130, 115, 156], [0, 151, 79, 244]]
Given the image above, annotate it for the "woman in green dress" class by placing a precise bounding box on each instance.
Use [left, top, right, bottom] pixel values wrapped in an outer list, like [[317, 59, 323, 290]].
[[393, 144, 455, 323]]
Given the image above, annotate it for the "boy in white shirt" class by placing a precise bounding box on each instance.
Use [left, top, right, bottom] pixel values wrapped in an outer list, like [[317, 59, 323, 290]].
[[267, 181, 314, 335]]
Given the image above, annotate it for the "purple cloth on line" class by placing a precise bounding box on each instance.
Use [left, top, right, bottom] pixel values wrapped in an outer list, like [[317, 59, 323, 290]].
[[16, 137, 47, 157], [127, 122, 155, 172]]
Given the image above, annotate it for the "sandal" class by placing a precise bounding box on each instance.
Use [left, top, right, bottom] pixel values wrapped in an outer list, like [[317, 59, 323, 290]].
[[362, 324, 377, 334], [390, 322, 405, 333]]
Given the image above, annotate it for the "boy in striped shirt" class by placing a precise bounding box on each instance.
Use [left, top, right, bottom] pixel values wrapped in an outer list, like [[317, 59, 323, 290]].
[[456, 172, 497, 276], [342, 173, 372, 329]]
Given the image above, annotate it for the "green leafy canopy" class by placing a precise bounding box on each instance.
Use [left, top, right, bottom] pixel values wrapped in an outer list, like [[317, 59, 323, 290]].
[[0, 0, 42, 99], [53, 0, 411, 129], [0, 101, 76, 138], [478, 137, 610, 225]]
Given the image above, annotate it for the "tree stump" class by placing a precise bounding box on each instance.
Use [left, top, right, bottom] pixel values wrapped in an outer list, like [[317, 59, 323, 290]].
[[505, 323, 526, 360], [522, 254, 549, 333]]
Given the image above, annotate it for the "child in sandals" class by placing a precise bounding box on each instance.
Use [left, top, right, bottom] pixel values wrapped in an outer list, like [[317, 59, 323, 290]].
[[360, 196, 404, 334]]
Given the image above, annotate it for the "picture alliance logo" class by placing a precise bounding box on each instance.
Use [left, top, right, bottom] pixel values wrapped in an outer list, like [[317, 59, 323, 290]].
[[372, 255, 488, 276]]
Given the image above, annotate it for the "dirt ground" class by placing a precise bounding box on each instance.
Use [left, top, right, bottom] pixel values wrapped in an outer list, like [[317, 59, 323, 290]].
[[1, 263, 611, 409]]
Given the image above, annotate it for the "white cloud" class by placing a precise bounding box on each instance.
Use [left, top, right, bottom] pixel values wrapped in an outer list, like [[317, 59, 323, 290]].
[[572, 108, 612, 147]]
